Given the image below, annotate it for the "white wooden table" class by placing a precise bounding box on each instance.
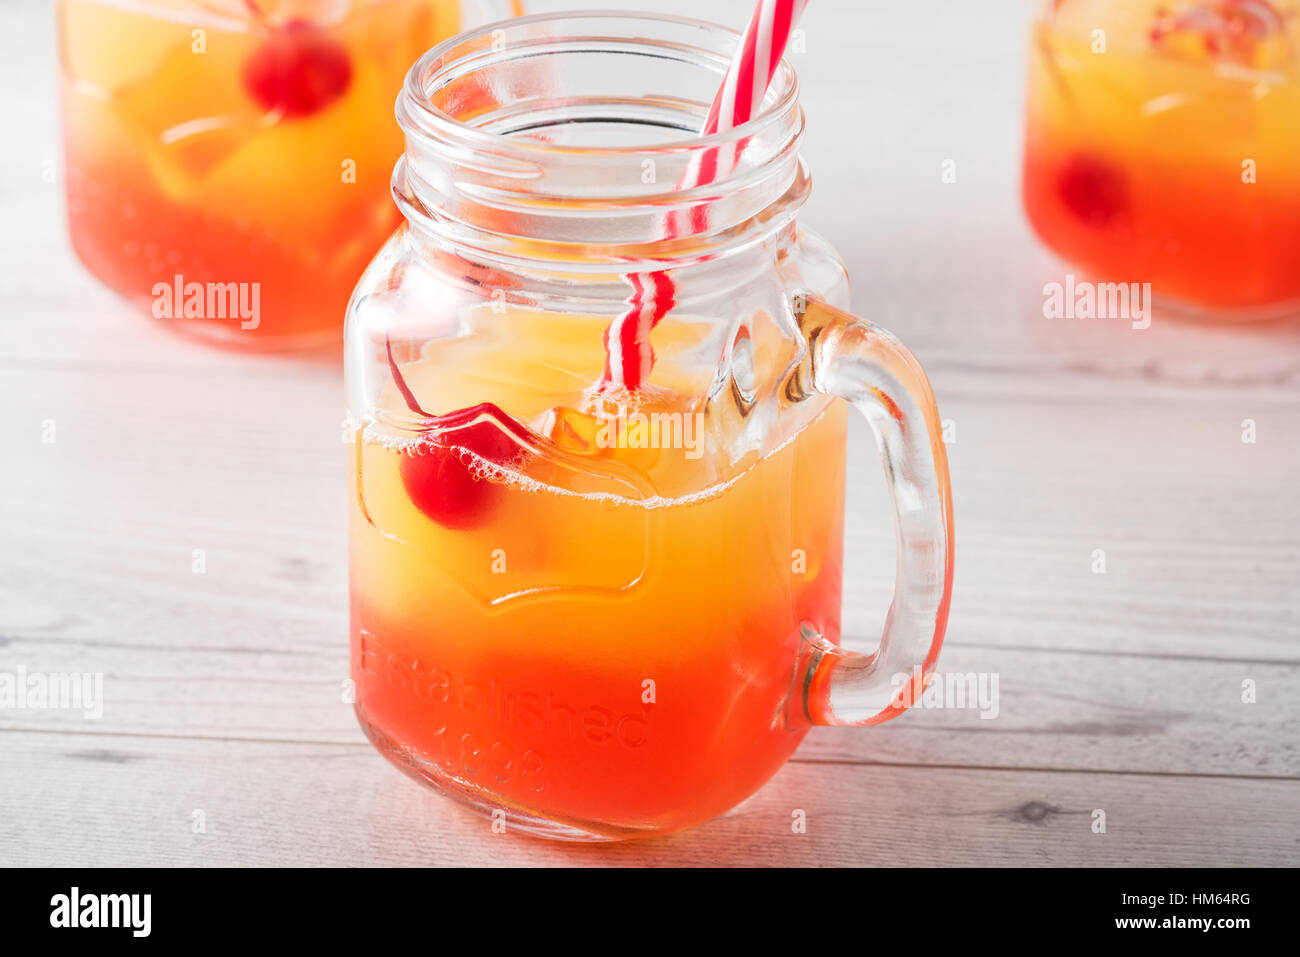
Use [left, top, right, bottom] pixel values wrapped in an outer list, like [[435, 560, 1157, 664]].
[[2, 0, 1297, 866]]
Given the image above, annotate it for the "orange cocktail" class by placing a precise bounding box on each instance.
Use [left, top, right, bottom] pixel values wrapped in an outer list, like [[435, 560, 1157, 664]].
[[57, 0, 467, 347], [345, 12, 954, 841], [350, 310, 848, 837], [1023, 0, 1300, 317]]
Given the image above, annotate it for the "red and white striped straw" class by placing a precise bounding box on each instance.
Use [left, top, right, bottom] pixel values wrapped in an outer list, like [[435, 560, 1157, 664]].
[[599, 0, 809, 393]]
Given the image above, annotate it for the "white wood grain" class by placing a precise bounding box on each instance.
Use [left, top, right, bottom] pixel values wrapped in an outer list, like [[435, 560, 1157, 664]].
[[2, 732, 1294, 867], [1, 0, 1297, 866], [3, 369, 1295, 661], [2, 636, 1295, 778]]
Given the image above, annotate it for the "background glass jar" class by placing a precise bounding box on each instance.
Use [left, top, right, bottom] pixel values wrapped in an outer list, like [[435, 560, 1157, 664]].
[[346, 13, 954, 839], [1022, 0, 1300, 319], [56, 0, 519, 349]]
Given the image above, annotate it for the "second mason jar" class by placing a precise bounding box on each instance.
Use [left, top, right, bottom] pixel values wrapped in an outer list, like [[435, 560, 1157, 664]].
[[57, 0, 519, 348]]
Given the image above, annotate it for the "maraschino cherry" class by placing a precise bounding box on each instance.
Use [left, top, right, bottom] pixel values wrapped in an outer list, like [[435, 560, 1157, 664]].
[[242, 16, 352, 118], [400, 413, 528, 530], [1057, 153, 1128, 228]]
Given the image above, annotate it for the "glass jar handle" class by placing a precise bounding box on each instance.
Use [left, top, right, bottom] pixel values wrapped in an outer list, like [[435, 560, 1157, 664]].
[[792, 295, 955, 726]]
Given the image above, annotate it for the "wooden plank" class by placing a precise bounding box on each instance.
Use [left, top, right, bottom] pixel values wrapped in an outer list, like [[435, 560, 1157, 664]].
[[2, 637, 1294, 777], [2, 365, 1295, 666], [842, 394, 1300, 660], [0, 731, 1293, 867]]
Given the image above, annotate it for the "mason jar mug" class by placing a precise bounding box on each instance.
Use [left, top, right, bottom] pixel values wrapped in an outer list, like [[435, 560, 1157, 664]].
[[345, 12, 955, 840]]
